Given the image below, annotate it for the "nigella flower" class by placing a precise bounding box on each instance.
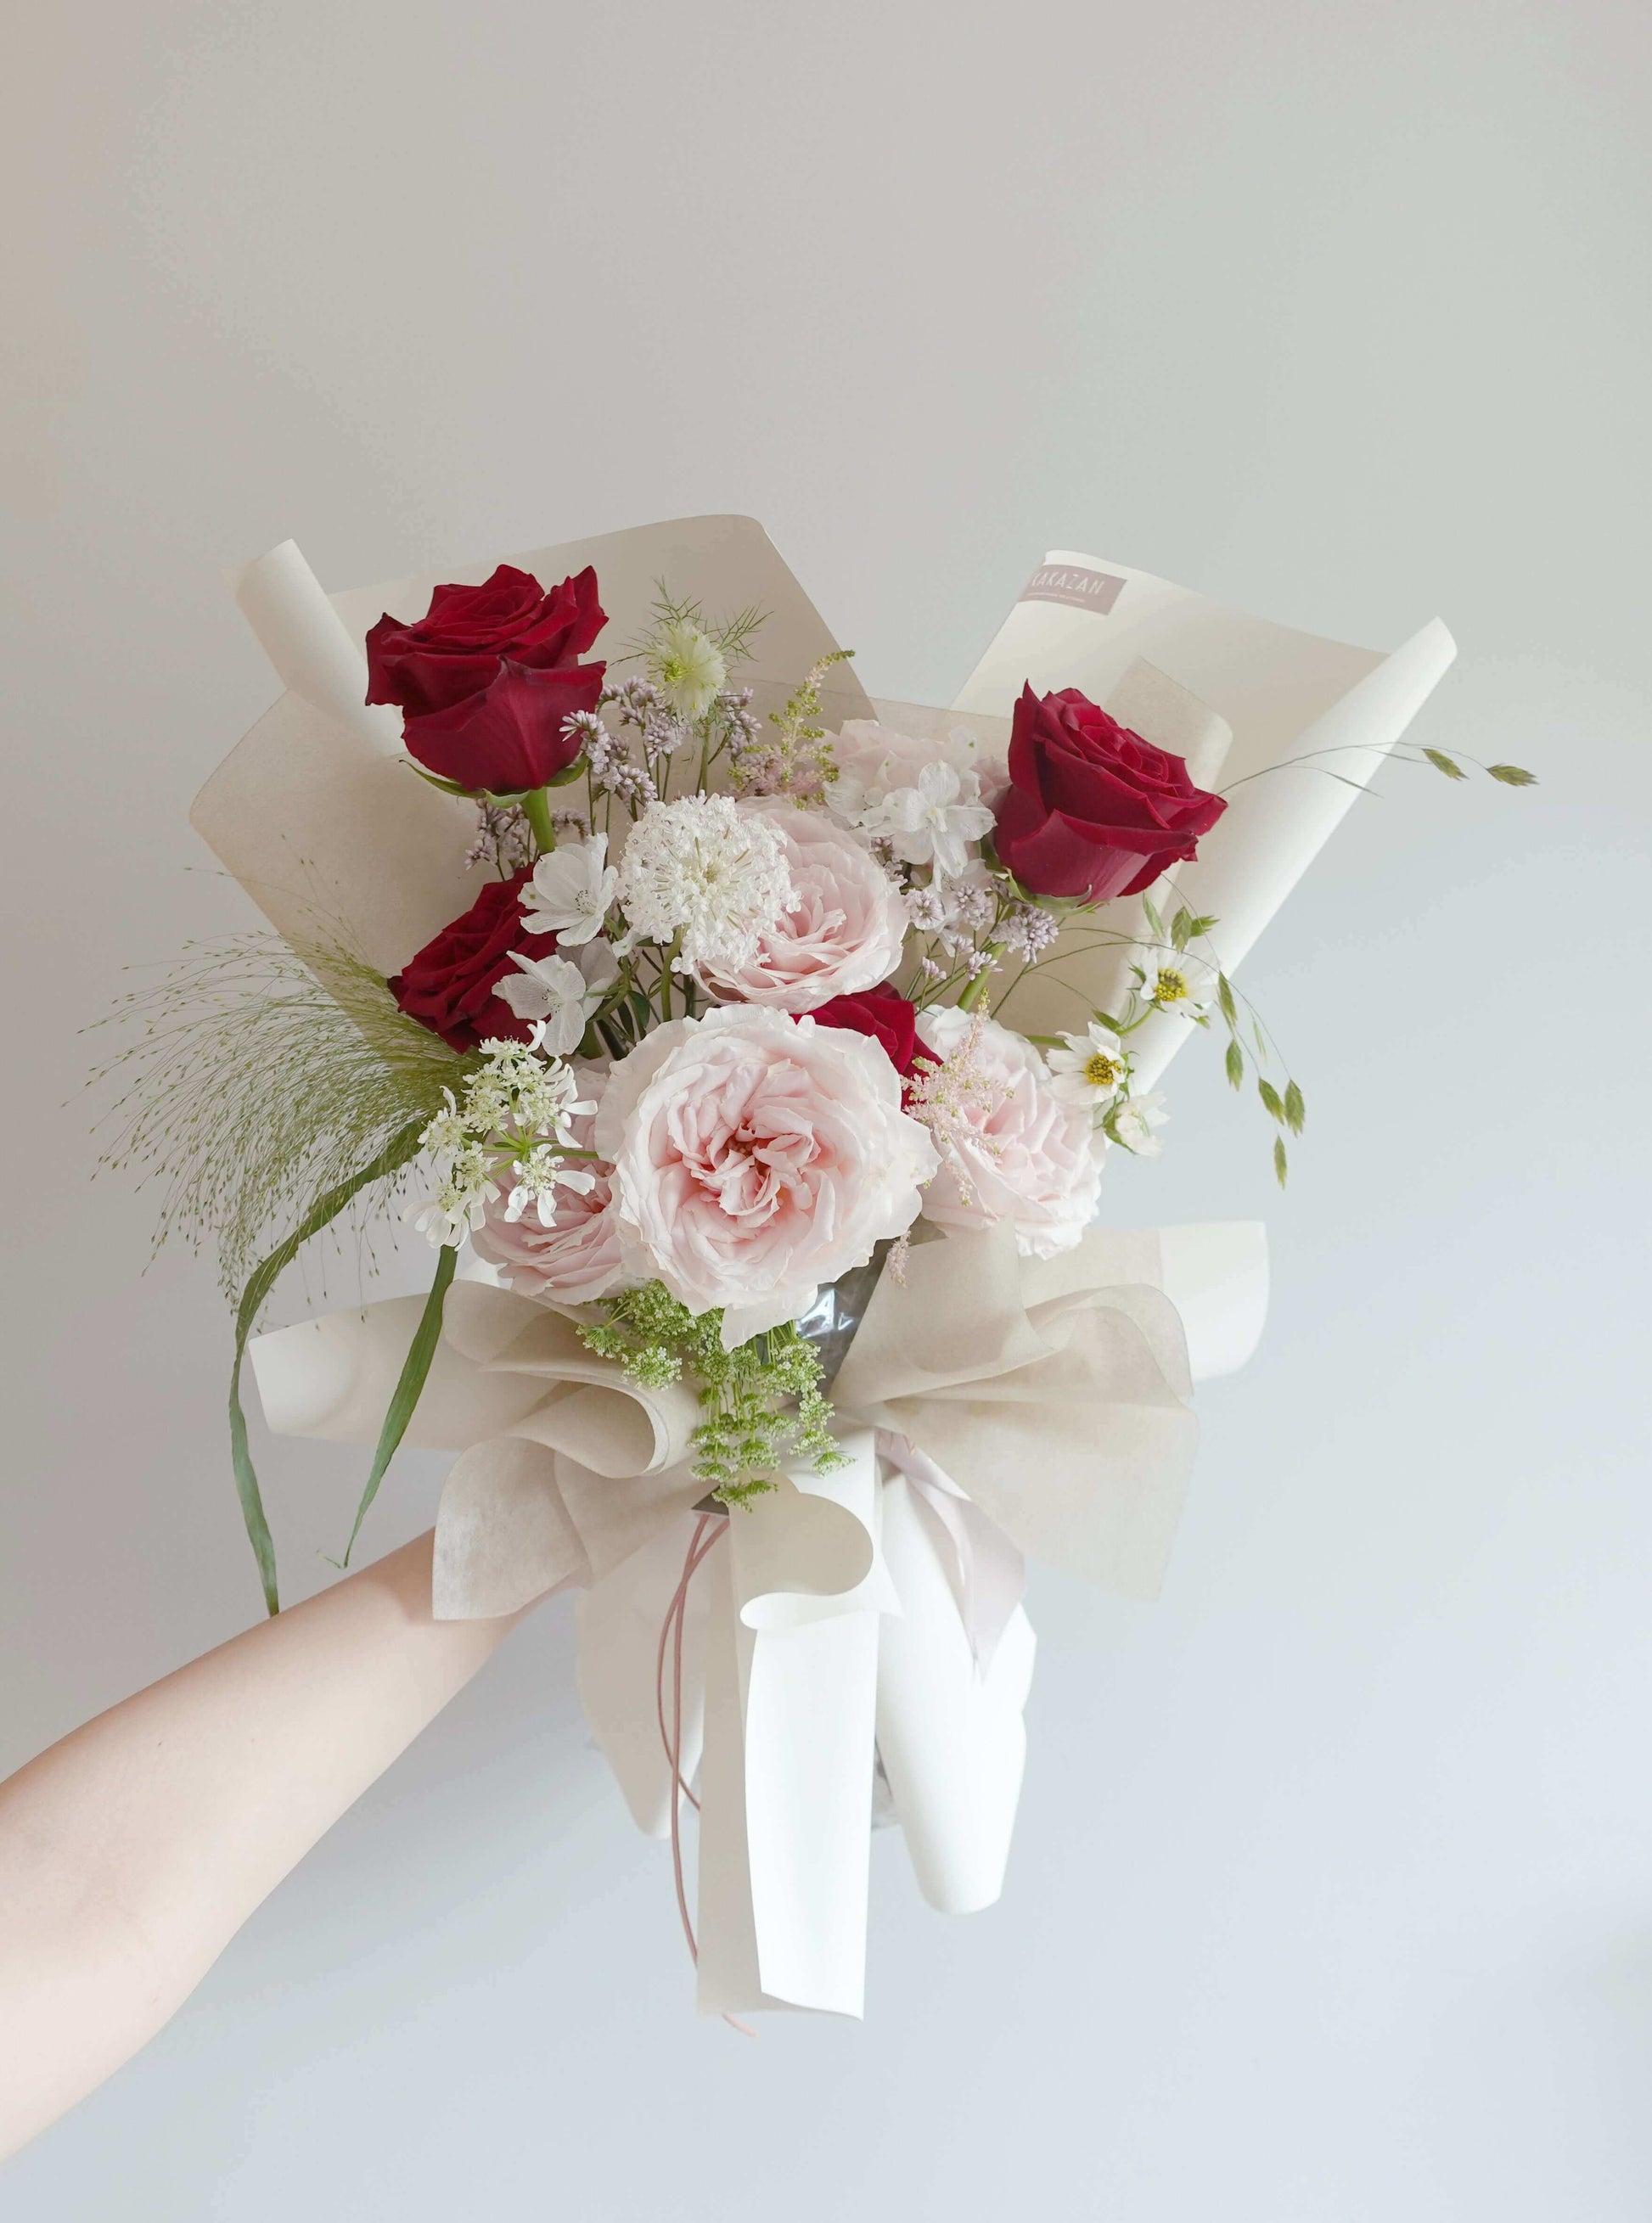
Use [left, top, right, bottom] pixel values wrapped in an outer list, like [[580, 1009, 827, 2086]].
[[614, 794, 795, 974], [651, 618, 727, 720], [1046, 1021, 1131, 1109]]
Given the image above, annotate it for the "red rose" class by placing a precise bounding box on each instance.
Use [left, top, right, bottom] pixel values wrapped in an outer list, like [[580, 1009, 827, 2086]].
[[401, 658, 606, 794], [388, 873, 558, 1053], [365, 564, 607, 795], [812, 986, 919, 1085], [993, 684, 1227, 902]]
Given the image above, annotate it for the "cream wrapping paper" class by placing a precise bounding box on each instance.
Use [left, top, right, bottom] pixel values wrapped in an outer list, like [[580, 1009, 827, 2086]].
[[952, 549, 1455, 1078], [197, 519, 874, 975], [249, 1219, 1266, 2013], [205, 519, 1332, 2012]]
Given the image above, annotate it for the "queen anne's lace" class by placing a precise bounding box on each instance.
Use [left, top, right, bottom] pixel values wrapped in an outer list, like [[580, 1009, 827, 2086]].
[[615, 795, 795, 974]]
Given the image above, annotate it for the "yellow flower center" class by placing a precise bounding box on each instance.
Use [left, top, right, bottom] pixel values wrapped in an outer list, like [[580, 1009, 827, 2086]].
[[1154, 968, 1188, 1003], [1083, 1052, 1121, 1087]]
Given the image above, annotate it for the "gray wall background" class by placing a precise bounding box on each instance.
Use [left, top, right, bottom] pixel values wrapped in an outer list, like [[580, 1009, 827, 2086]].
[[4, 1, 1650, 2215]]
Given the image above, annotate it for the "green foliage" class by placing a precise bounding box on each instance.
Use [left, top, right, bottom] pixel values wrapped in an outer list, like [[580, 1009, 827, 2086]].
[[1423, 747, 1468, 780], [579, 1281, 849, 1504], [1274, 1135, 1290, 1188], [92, 929, 463, 1303], [1284, 1080, 1306, 1134], [1488, 762, 1537, 785], [1225, 1038, 1245, 1090], [734, 650, 858, 801], [641, 585, 767, 672], [340, 1242, 458, 1568]]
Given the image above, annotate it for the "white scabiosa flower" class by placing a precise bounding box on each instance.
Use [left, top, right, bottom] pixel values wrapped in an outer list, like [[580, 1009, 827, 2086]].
[[1046, 1020, 1131, 1109], [615, 794, 795, 974], [652, 618, 727, 719], [1107, 1092, 1170, 1156], [519, 833, 618, 945]]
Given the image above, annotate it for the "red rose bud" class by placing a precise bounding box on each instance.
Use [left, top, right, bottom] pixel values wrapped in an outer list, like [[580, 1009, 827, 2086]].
[[388, 872, 558, 1053], [401, 657, 605, 795], [365, 564, 606, 718], [994, 684, 1226, 902], [812, 985, 920, 1086]]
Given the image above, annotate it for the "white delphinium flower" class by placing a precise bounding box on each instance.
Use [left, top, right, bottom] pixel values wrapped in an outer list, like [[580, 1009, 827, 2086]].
[[495, 937, 621, 1054], [861, 761, 996, 881], [1046, 1021, 1132, 1110], [1107, 1092, 1170, 1157], [652, 618, 727, 720], [1132, 948, 1210, 1020], [615, 794, 795, 974], [519, 833, 618, 945]]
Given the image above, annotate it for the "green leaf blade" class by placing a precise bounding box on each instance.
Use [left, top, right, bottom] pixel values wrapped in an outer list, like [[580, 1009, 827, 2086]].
[[228, 1114, 433, 1615], [340, 1243, 458, 1568]]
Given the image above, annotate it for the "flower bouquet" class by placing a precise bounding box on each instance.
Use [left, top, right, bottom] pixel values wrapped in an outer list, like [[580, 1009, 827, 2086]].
[[101, 517, 1530, 2017]]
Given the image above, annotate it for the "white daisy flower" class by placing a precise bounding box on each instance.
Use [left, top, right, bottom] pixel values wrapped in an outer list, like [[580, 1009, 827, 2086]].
[[1046, 1021, 1132, 1109], [1133, 950, 1210, 1019], [1107, 1092, 1170, 1157], [652, 618, 727, 720], [519, 833, 618, 945]]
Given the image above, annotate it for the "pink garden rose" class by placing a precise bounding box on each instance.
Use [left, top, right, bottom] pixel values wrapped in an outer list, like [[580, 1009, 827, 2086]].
[[914, 1006, 1102, 1257], [696, 800, 907, 1013], [595, 1005, 938, 1345], [471, 1065, 625, 1305]]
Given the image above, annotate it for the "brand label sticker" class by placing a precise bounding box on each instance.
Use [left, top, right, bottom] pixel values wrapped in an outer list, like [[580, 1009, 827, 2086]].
[[1018, 564, 1127, 615]]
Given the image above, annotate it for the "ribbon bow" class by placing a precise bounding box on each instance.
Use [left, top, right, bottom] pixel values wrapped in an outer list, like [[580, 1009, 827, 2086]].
[[251, 1219, 1265, 2014]]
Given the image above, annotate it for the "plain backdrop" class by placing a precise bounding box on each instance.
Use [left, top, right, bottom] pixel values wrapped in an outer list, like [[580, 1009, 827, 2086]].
[[3, 2, 1651, 2217]]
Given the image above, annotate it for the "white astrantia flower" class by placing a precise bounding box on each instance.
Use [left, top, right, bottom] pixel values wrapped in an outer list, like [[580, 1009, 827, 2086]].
[[860, 761, 996, 880], [1046, 1020, 1132, 1110], [1132, 948, 1210, 1020], [495, 937, 621, 1055], [615, 794, 795, 974], [652, 618, 727, 720], [1107, 1092, 1170, 1157], [519, 833, 618, 946]]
